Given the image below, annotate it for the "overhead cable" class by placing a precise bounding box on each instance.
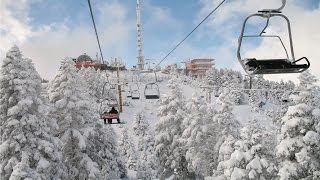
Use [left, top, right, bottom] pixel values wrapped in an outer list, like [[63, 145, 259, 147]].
[[87, 0, 104, 64], [152, 0, 227, 70]]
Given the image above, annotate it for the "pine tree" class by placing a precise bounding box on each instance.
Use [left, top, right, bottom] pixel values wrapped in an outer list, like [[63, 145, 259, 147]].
[[229, 72, 243, 105], [181, 93, 210, 178], [207, 88, 241, 171], [118, 127, 137, 170], [136, 150, 153, 180], [276, 70, 320, 180], [213, 119, 277, 179], [132, 111, 149, 137], [155, 76, 189, 179], [87, 124, 127, 179], [48, 59, 100, 179], [79, 67, 106, 102], [136, 129, 158, 180], [136, 118, 159, 179], [0, 46, 65, 179]]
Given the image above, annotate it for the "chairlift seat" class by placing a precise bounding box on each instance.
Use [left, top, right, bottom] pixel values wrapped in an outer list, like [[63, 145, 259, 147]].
[[145, 95, 160, 99], [131, 96, 140, 100], [100, 113, 119, 119], [244, 57, 309, 74]]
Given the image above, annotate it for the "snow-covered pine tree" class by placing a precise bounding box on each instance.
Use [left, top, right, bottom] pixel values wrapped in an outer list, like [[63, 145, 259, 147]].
[[213, 119, 277, 179], [136, 150, 153, 180], [132, 111, 149, 137], [118, 127, 137, 170], [206, 67, 220, 88], [79, 67, 105, 102], [181, 92, 210, 178], [0, 46, 65, 179], [207, 88, 241, 172], [48, 59, 101, 179], [155, 76, 189, 179], [276, 70, 320, 180], [229, 72, 243, 105], [136, 119, 159, 179], [136, 128, 159, 180], [87, 123, 127, 179], [249, 75, 266, 111]]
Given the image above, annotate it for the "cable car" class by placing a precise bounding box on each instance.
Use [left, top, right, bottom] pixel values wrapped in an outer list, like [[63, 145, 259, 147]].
[[144, 83, 160, 99], [131, 90, 140, 100], [237, 0, 310, 75]]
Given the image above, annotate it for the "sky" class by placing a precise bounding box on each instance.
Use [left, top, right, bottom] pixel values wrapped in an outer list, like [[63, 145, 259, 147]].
[[1, 0, 319, 82]]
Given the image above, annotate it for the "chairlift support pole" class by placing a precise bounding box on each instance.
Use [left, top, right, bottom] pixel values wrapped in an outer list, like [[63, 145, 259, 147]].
[[115, 58, 123, 113]]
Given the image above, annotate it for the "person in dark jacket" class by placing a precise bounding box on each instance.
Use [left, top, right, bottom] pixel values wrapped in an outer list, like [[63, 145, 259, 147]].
[[109, 107, 118, 114], [103, 107, 120, 124]]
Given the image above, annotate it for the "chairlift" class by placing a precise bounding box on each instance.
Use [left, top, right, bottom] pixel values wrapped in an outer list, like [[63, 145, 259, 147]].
[[99, 99, 121, 124], [126, 90, 132, 98], [110, 83, 116, 89], [237, 0, 310, 75], [131, 90, 140, 100], [144, 83, 160, 99]]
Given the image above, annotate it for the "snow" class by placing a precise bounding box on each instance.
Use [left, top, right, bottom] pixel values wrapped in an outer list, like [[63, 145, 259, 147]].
[[312, 108, 320, 117], [2, 48, 320, 179], [88, 71, 288, 179]]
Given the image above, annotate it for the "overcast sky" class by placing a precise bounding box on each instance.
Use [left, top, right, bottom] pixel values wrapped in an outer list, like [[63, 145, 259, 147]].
[[1, 0, 319, 82]]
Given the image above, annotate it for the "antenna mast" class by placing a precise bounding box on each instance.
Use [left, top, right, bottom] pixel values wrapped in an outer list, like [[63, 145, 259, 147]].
[[136, 0, 144, 70]]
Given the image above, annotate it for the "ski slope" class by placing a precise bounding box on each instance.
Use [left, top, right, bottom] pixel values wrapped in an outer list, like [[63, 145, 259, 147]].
[[104, 71, 277, 179]]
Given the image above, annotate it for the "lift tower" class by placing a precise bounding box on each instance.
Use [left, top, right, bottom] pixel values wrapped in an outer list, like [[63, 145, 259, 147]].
[[136, 0, 144, 70]]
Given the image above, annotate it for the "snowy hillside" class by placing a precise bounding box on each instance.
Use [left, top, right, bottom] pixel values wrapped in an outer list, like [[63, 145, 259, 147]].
[[1, 46, 320, 180]]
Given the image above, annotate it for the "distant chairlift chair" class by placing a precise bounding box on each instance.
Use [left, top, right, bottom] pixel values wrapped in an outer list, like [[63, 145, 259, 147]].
[[131, 90, 140, 100], [126, 90, 132, 98], [237, 0, 310, 75], [144, 83, 160, 99]]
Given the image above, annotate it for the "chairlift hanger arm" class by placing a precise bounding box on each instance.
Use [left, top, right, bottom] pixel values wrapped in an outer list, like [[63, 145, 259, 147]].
[[261, 0, 286, 12]]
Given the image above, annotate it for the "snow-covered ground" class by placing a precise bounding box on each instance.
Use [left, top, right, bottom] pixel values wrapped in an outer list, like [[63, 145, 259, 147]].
[[104, 71, 277, 179]]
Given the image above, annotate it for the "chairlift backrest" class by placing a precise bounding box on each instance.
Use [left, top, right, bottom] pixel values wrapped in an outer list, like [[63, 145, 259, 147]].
[[99, 97, 118, 112]]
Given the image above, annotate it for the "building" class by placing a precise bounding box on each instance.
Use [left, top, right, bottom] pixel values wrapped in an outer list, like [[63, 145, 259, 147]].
[[73, 54, 126, 71], [161, 64, 183, 74], [73, 54, 102, 70], [185, 58, 214, 78]]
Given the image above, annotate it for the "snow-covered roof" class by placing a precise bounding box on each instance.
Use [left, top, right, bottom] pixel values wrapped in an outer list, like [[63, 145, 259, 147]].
[[77, 54, 93, 62]]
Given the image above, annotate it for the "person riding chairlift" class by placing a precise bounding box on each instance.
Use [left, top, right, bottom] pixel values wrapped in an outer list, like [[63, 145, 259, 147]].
[[103, 107, 119, 124]]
